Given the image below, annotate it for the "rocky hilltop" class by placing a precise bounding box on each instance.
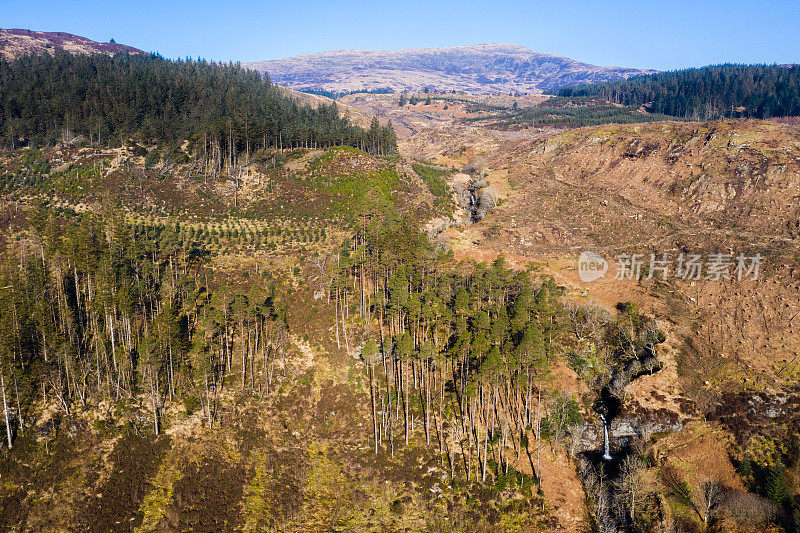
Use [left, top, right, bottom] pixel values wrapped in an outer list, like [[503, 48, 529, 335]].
[[0, 28, 144, 61], [243, 43, 656, 94]]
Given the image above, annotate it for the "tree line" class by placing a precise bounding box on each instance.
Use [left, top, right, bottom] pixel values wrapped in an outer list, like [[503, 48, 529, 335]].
[[317, 214, 662, 486], [553, 64, 800, 120], [302, 87, 393, 99], [0, 208, 290, 444], [0, 52, 396, 157], [471, 97, 680, 128]]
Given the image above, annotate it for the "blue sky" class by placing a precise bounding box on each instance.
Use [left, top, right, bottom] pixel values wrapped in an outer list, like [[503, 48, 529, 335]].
[[5, 0, 799, 70]]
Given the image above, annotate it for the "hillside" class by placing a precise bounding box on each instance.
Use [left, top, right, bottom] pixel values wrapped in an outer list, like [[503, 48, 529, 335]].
[[406, 116, 800, 383], [4, 117, 800, 531], [243, 43, 656, 95], [0, 28, 144, 61]]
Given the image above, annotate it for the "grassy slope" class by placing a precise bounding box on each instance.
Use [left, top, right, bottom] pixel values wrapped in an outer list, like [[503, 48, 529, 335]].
[[432, 118, 800, 528]]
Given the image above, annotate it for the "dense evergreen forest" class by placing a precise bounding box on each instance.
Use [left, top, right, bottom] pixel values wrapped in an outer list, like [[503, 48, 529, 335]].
[[553, 64, 800, 120], [0, 204, 661, 493], [0, 52, 396, 156]]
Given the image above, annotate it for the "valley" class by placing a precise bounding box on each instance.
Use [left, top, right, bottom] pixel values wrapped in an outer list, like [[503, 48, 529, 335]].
[[0, 29, 799, 533], [342, 92, 800, 531]]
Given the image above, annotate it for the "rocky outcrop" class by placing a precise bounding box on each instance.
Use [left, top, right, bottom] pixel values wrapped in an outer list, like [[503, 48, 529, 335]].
[[449, 173, 498, 225], [0, 28, 144, 61]]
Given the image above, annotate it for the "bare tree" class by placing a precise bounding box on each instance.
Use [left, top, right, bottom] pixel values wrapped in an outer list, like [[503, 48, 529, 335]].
[[661, 465, 724, 530], [618, 453, 645, 523], [1, 373, 11, 448], [567, 302, 611, 341], [699, 479, 724, 527], [722, 489, 778, 526], [310, 253, 330, 302]]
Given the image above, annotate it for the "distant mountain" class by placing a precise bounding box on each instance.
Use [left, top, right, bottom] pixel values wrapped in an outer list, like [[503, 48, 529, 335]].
[[243, 43, 657, 95], [0, 28, 144, 61]]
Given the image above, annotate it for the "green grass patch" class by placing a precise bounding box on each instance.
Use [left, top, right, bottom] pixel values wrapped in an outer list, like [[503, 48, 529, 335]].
[[305, 147, 400, 219], [412, 162, 451, 209], [50, 163, 102, 199]]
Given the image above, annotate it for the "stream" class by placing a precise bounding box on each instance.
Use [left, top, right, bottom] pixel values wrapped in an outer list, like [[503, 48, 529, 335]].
[[577, 336, 665, 532], [452, 173, 498, 225], [423, 172, 495, 239]]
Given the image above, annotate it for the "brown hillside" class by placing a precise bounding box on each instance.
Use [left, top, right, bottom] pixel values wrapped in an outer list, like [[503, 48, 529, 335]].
[[417, 118, 800, 398]]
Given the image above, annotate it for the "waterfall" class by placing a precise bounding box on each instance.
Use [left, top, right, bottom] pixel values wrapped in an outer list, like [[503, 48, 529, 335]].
[[600, 414, 612, 461], [577, 331, 664, 531]]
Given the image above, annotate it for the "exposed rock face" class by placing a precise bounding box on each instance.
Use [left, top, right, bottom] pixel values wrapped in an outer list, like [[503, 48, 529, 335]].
[[578, 415, 683, 452], [447, 172, 499, 225], [574, 328, 670, 532], [244, 43, 656, 94], [473, 185, 498, 222], [450, 173, 475, 224], [0, 28, 144, 61], [707, 391, 800, 443]]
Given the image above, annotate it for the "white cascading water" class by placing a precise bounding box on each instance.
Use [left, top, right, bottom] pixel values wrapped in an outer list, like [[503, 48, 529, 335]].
[[600, 414, 612, 461]]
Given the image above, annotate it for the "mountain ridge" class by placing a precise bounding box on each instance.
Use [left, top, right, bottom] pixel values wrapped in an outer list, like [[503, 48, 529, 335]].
[[244, 43, 657, 94]]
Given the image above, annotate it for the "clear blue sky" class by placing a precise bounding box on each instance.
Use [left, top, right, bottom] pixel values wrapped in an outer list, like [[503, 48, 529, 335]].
[[5, 0, 799, 70]]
